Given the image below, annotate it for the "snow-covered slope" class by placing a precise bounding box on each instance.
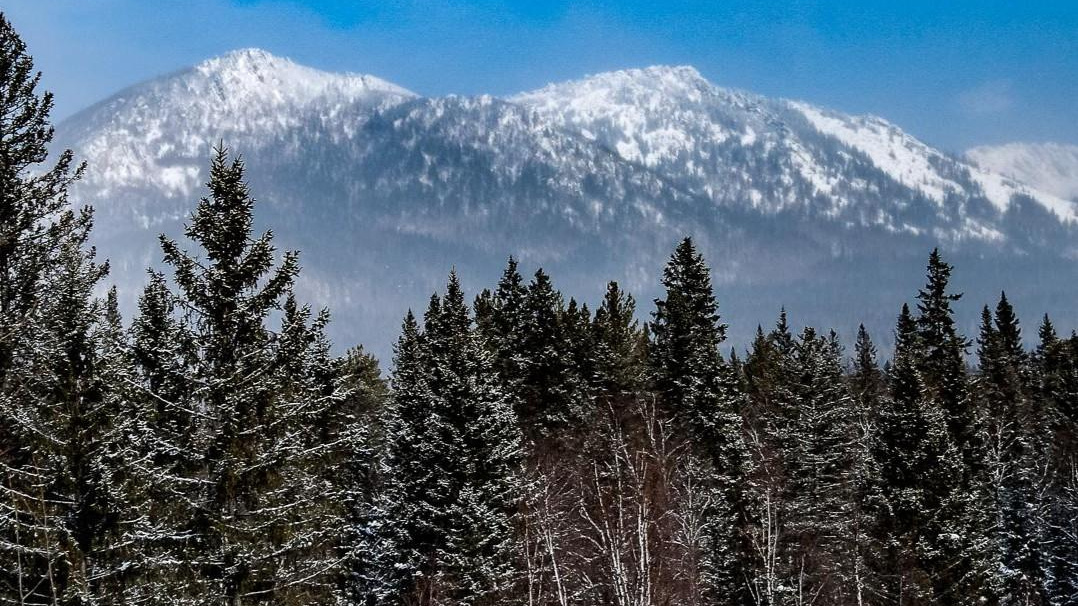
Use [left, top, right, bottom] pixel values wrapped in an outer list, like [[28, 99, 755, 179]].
[[967, 142, 1078, 202], [58, 48, 415, 230], [513, 66, 1078, 233], [54, 50, 1078, 357]]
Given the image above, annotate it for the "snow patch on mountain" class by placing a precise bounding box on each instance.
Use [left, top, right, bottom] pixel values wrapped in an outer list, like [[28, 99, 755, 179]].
[[790, 102, 956, 204], [511, 65, 731, 167], [792, 102, 1078, 222], [60, 48, 415, 211], [967, 142, 1078, 202]]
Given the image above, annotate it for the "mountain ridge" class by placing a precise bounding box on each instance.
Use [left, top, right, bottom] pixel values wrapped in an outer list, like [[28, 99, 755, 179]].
[[54, 49, 1078, 358]]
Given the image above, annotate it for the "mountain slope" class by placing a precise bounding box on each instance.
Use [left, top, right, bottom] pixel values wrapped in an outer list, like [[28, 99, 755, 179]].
[[967, 142, 1078, 202], [55, 51, 1078, 358]]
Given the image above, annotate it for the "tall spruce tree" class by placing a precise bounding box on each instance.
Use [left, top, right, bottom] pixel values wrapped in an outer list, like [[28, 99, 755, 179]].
[[848, 324, 884, 604], [1033, 317, 1078, 604], [0, 13, 138, 604], [870, 304, 962, 605], [518, 269, 585, 440], [650, 237, 749, 604], [782, 328, 862, 605], [913, 249, 997, 603], [133, 147, 344, 604], [592, 281, 646, 398], [977, 294, 1049, 605], [915, 249, 976, 470], [372, 273, 523, 605], [0, 236, 138, 604]]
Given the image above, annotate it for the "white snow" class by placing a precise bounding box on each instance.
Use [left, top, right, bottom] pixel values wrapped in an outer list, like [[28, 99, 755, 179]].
[[793, 101, 1078, 223], [791, 101, 954, 204], [967, 142, 1078, 202]]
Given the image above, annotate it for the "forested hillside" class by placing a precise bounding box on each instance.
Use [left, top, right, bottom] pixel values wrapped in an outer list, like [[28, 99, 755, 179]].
[[2, 13, 1077, 606]]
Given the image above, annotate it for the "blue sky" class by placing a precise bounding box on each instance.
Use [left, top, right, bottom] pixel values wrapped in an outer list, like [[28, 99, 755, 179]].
[[5, 0, 1077, 151]]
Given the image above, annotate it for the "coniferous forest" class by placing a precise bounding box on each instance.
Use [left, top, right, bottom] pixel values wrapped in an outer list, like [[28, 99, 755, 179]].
[[3, 13, 1078, 606]]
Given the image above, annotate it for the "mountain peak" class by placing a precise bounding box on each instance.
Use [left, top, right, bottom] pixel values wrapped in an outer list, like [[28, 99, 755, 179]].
[[190, 48, 414, 100], [195, 47, 293, 77], [513, 64, 714, 107]]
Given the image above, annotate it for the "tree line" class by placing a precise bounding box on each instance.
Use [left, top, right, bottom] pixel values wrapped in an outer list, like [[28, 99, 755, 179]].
[[1, 13, 1077, 606]]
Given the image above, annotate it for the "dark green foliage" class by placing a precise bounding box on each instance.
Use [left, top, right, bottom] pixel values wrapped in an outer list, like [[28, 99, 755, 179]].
[[591, 281, 646, 397], [976, 293, 1049, 605], [0, 12, 135, 603], [869, 304, 962, 605], [371, 273, 523, 605], [128, 147, 346, 604], [650, 237, 750, 605]]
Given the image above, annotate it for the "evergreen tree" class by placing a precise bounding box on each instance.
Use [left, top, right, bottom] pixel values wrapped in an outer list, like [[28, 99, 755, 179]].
[[517, 269, 584, 440], [913, 249, 996, 603], [483, 258, 528, 391], [373, 273, 523, 605], [136, 147, 344, 604], [782, 328, 862, 605], [650, 237, 749, 604], [915, 249, 975, 469], [0, 13, 136, 604], [848, 324, 884, 604], [1033, 317, 1078, 604], [591, 281, 646, 398], [976, 293, 1048, 605], [336, 345, 390, 604], [0, 11, 85, 383], [0, 236, 137, 604], [871, 304, 962, 605]]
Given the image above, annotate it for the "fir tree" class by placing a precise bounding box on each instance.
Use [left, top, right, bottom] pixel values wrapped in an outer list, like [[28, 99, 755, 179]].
[[871, 304, 962, 605], [915, 249, 976, 471], [977, 293, 1048, 605], [592, 281, 646, 398], [0, 13, 136, 603], [1033, 316, 1078, 604], [913, 249, 996, 603], [782, 328, 862, 605], [517, 268, 584, 440], [139, 147, 343, 604], [373, 273, 523, 605], [650, 237, 749, 604]]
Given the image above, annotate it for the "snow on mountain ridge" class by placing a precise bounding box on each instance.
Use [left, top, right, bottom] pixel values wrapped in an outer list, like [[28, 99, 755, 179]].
[[510, 65, 743, 167], [53, 50, 1078, 360], [59, 50, 1078, 241], [967, 142, 1078, 203], [791, 102, 1078, 222], [59, 49, 416, 226]]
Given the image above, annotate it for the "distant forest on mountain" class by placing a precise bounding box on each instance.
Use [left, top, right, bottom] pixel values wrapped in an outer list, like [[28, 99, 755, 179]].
[[2, 13, 1077, 606]]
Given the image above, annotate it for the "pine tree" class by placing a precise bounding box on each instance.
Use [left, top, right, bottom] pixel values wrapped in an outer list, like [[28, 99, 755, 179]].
[[134, 147, 344, 604], [913, 249, 996, 603], [517, 269, 585, 440], [483, 257, 528, 392], [0, 236, 138, 604], [741, 315, 798, 606], [782, 328, 863, 605], [870, 304, 962, 605], [915, 249, 976, 471], [592, 281, 646, 398], [976, 294, 1050, 605], [650, 237, 749, 604], [0, 13, 139, 604], [373, 273, 523, 605], [1033, 316, 1078, 604], [848, 324, 884, 605], [0, 11, 86, 382]]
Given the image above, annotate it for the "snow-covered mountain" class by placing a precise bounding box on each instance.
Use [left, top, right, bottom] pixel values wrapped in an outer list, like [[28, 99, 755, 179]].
[[55, 50, 1078, 357], [967, 142, 1078, 202]]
